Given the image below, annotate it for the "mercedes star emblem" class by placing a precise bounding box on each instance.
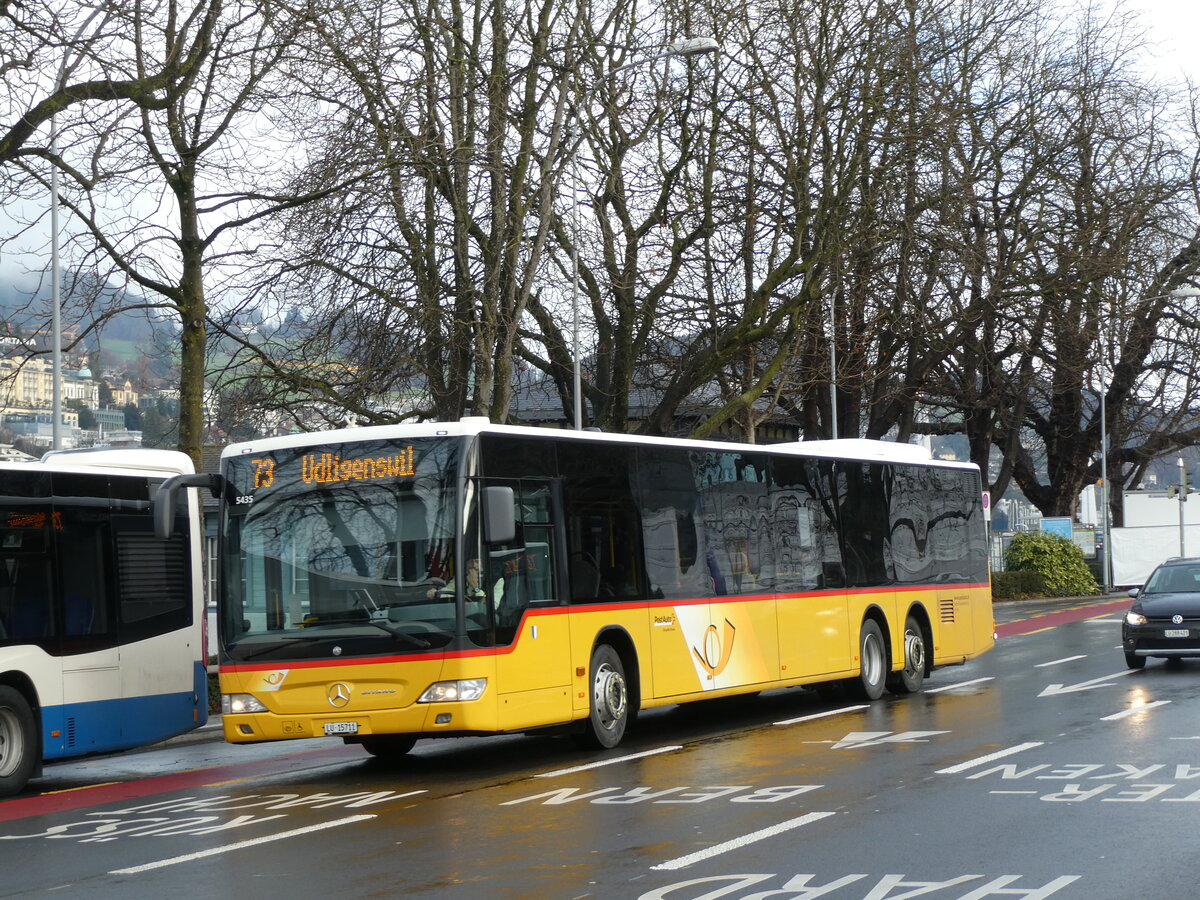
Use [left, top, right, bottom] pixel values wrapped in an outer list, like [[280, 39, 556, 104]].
[[327, 682, 352, 708]]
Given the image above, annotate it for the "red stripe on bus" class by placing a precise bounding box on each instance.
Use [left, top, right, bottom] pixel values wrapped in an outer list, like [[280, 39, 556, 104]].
[[221, 582, 990, 673]]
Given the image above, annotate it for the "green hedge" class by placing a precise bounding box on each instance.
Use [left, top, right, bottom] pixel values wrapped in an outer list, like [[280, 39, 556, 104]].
[[1004, 532, 1100, 597], [991, 569, 1047, 600], [207, 670, 220, 714]]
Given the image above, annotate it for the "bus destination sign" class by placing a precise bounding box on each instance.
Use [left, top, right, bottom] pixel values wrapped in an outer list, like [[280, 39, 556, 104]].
[[248, 445, 418, 492]]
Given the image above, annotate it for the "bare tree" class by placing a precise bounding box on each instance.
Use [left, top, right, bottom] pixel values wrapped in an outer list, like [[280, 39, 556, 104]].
[[2, 1, 345, 464], [218, 0, 595, 426]]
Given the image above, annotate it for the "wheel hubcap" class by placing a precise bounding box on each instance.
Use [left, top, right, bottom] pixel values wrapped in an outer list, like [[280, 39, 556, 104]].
[[905, 629, 925, 676], [594, 663, 627, 729], [0, 709, 18, 778], [863, 632, 884, 684]]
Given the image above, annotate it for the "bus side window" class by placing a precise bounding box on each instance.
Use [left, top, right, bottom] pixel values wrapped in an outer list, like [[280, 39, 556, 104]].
[[56, 513, 110, 639], [3, 559, 52, 640]]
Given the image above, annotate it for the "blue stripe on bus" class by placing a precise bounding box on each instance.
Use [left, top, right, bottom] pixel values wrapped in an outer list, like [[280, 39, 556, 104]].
[[41, 661, 209, 760]]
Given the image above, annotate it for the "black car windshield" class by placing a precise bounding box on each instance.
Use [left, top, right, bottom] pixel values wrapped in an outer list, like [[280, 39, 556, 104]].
[[221, 437, 460, 659], [1143, 564, 1200, 594]]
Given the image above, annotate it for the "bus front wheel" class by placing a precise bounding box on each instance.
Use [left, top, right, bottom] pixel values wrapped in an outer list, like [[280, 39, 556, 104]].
[[355, 734, 417, 761], [0, 686, 36, 797], [576, 644, 629, 749], [852, 620, 888, 701]]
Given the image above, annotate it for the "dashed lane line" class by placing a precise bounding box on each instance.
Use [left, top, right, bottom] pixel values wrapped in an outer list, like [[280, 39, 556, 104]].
[[535, 746, 684, 778], [108, 814, 377, 874], [1036, 655, 1086, 668], [774, 705, 868, 727], [925, 677, 994, 694], [935, 742, 1045, 775], [1101, 700, 1171, 721], [650, 811, 838, 871]]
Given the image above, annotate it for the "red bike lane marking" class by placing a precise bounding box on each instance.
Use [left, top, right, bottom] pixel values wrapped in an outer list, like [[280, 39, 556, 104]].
[[996, 598, 1129, 638], [0, 744, 364, 824]]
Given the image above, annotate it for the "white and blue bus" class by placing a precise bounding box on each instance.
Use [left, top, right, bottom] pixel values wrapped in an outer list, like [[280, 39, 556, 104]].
[[0, 448, 207, 796]]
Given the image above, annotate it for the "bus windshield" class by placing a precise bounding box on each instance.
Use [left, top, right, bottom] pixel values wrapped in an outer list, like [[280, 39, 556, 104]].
[[221, 438, 460, 661]]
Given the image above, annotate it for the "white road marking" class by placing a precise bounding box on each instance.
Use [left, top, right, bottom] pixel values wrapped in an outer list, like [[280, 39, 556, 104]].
[[1038, 670, 1136, 696], [812, 730, 949, 750], [774, 705, 868, 726], [1036, 655, 1086, 668], [1087, 618, 1122, 624], [936, 742, 1045, 775], [1101, 700, 1171, 720], [926, 677, 994, 693], [650, 811, 837, 871], [108, 814, 376, 874], [535, 746, 683, 778]]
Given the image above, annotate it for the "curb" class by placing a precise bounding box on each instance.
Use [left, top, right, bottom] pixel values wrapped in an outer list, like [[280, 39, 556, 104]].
[[160, 717, 224, 747]]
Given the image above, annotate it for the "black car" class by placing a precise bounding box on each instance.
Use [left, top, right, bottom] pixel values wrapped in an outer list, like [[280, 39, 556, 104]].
[[1123, 558, 1200, 668]]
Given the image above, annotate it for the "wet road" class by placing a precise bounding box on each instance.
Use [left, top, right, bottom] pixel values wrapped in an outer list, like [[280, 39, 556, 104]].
[[4, 593, 1195, 900]]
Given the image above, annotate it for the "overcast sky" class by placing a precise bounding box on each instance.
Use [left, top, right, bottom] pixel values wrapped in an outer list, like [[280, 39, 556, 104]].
[[1, 2, 1197, 288], [1139, 0, 1200, 82]]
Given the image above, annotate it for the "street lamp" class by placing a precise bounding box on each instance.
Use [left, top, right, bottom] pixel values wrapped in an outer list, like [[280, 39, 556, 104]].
[[1098, 285, 1200, 590], [828, 295, 837, 440], [569, 37, 720, 430]]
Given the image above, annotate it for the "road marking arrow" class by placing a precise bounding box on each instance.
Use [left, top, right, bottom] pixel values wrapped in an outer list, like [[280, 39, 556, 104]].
[[818, 730, 950, 750], [1038, 669, 1136, 697]]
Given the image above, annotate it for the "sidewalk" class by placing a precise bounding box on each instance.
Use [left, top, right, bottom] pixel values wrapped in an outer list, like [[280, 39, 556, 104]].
[[161, 716, 224, 747]]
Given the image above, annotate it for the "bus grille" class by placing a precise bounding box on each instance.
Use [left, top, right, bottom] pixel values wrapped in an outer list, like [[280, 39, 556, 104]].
[[66, 717, 76, 748], [940, 597, 956, 624]]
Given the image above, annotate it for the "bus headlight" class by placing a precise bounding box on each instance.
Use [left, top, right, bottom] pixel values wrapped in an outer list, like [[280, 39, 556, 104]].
[[222, 693, 269, 714], [418, 679, 487, 703], [1125, 611, 1147, 626]]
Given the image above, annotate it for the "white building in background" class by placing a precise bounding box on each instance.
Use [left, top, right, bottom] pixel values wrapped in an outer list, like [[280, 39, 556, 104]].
[[0, 355, 99, 410], [1108, 488, 1200, 587]]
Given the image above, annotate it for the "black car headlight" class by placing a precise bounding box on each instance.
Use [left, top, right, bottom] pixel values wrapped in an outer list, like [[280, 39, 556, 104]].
[[1125, 610, 1147, 626]]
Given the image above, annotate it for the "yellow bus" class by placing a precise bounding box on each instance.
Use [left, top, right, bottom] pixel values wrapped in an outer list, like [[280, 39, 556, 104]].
[[156, 420, 992, 756]]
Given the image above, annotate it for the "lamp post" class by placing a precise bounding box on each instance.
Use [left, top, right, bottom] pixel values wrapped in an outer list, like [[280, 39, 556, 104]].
[[828, 294, 837, 440], [1098, 285, 1200, 587], [1179, 457, 1188, 558], [569, 37, 719, 430]]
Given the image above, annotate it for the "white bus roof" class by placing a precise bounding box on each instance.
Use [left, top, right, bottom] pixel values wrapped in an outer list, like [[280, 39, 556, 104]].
[[223, 420, 976, 472], [32, 447, 195, 477]]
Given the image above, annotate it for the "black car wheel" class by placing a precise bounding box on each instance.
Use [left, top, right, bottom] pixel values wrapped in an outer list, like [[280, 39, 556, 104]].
[[1124, 651, 1145, 670]]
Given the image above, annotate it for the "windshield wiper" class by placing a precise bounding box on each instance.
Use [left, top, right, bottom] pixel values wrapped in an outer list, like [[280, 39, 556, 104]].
[[361, 619, 431, 649], [236, 622, 431, 658], [238, 635, 332, 660]]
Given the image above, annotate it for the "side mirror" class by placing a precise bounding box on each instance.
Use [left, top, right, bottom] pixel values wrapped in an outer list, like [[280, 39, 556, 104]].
[[153, 473, 225, 539], [1127, 587, 1140, 599], [482, 486, 516, 545]]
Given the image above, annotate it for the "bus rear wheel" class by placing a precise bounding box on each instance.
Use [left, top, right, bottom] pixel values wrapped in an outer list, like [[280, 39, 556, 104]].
[[0, 686, 36, 797], [576, 644, 629, 749], [852, 620, 888, 701], [886, 615, 926, 694]]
